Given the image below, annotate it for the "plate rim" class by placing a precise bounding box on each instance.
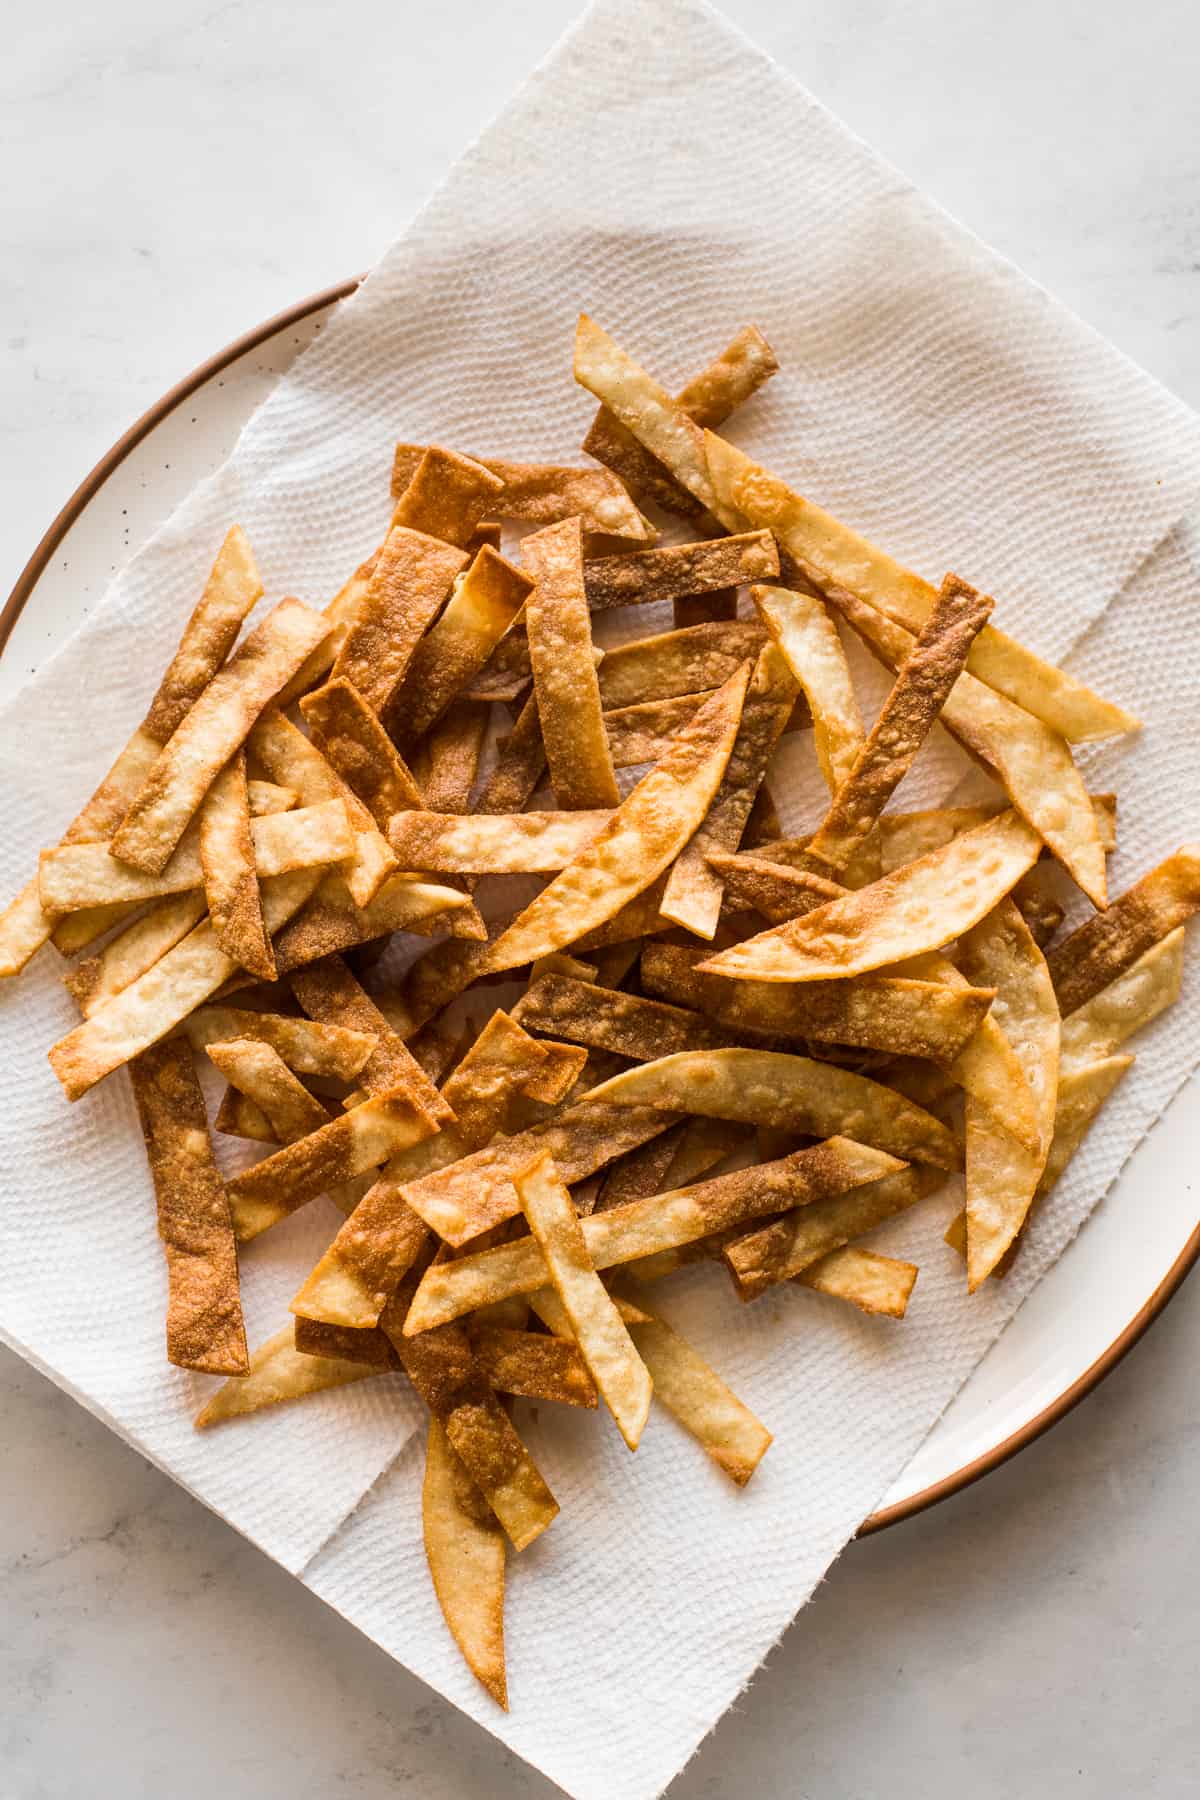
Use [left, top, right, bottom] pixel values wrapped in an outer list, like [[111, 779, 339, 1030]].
[[5, 275, 1198, 1536]]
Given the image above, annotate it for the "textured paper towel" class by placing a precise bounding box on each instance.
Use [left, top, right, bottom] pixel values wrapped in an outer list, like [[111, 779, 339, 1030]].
[[2, 0, 1200, 1789]]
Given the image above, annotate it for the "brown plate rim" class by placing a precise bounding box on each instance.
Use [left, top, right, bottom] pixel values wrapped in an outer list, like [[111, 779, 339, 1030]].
[[5, 275, 1198, 1534]]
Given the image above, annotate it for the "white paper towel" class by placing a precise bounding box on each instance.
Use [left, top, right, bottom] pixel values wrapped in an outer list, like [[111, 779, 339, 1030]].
[[2, 0, 1200, 1791]]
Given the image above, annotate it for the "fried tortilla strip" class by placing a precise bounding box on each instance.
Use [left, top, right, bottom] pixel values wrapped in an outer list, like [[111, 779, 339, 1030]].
[[573, 315, 743, 531], [522, 516, 619, 810], [752, 584, 864, 794], [478, 694, 546, 813], [513, 974, 733, 1060], [289, 953, 450, 1121], [391, 547, 533, 741], [299, 677, 423, 829], [274, 549, 383, 708], [206, 1039, 331, 1144], [801, 575, 994, 875], [626, 1311, 772, 1484], [110, 598, 332, 874], [875, 795, 1118, 873], [516, 1152, 652, 1450], [292, 1316, 401, 1366], [1010, 866, 1066, 950], [584, 1048, 959, 1168], [957, 901, 1059, 1289], [270, 867, 481, 973], [66, 892, 208, 1016], [404, 1139, 903, 1332], [584, 532, 779, 611], [388, 810, 612, 874], [661, 642, 797, 938], [810, 573, 1107, 905], [392, 443, 650, 542], [194, 1326, 378, 1427], [724, 1165, 930, 1299], [184, 1005, 374, 1079], [249, 709, 398, 909], [291, 1011, 558, 1327], [330, 526, 468, 716], [0, 528, 261, 975], [465, 628, 534, 702], [705, 431, 1138, 743], [469, 1325, 597, 1408], [400, 1100, 681, 1247], [129, 1036, 248, 1375], [226, 1086, 439, 1242], [595, 1123, 691, 1210], [797, 1245, 919, 1317], [41, 799, 352, 913], [639, 941, 994, 1063], [530, 1287, 651, 1337], [246, 779, 297, 815], [703, 852, 844, 926], [597, 620, 766, 709], [198, 751, 275, 979], [582, 324, 778, 519], [1059, 928, 1185, 1070], [214, 1086, 277, 1143], [604, 694, 713, 768], [423, 1417, 508, 1709], [1047, 846, 1200, 1016], [48, 867, 322, 1099], [416, 699, 491, 814], [482, 663, 751, 976], [700, 811, 1042, 984], [390, 446, 508, 547]]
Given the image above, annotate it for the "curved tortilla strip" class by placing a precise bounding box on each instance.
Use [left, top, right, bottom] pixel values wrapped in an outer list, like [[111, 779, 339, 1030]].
[[423, 1417, 508, 1709]]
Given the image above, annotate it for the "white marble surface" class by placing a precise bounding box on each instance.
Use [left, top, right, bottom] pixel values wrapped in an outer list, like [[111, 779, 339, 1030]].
[[3, 2, 1199, 1794]]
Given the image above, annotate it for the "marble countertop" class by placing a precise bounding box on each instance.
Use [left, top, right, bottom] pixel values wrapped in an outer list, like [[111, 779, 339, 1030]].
[[4, 2, 1199, 1794]]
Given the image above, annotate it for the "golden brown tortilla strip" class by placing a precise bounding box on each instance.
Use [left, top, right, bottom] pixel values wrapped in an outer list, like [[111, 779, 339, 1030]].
[[422, 1416, 509, 1709], [390, 547, 533, 741], [639, 941, 994, 1063], [110, 598, 333, 875], [390, 446, 506, 548], [198, 751, 275, 979], [194, 1325, 379, 1427], [1059, 928, 1185, 1069], [245, 779, 297, 816], [388, 809, 611, 874], [289, 953, 450, 1122], [660, 641, 797, 937], [184, 1005, 374, 1079], [214, 1085, 278, 1143], [129, 1035, 248, 1375], [875, 795, 1119, 874], [801, 575, 994, 875], [595, 1123, 691, 1210], [513, 974, 732, 1060], [584, 1048, 959, 1168], [752, 584, 865, 794], [796, 1244, 919, 1317], [206, 1038, 332, 1144], [724, 1165, 931, 1299], [299, 677, 424, 829], [597, 621, 766, 709], [404, 1138, 903, 1332], [583, 532, 779, 611], [464, 627, 534, 702], [516, 1152, 653, 1450], [270, 867, 481, 973], [582, 324, 778, 518], [226, 1085, 439, 1241], [469, 1325, 597, 1408], [48, 867, 323, 1099], [626, 1310, 773, 1484], [522, 516, 619, 810], [292, 1316, 401, 1366], [700, 811, 1042, 984], [330, 525, 468, 716], [705, 431, 1138, 743], [1047, 846, 1200, 1016], [477, 694, 546, 814], [142, 525, 264, 739], [391, 444, 650, 542], [481, 664, 751, 976], [603, 693, 714, 768], [415, 699, 491, 814], [703, 852, 844, 925], [65, 892, 208, 1016]]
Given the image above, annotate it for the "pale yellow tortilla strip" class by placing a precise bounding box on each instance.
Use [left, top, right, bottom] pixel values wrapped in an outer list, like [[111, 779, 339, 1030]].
[[66, 892, 208, 1017], [796, 1245, 918, 1317], [183, 1006, 374, 1079], [423, 1416, 508, 1709], [626, 1310, 772, 1484], [197, 751, 275, 979], [723, 1166, 932, 1299], [1059, 928, 1185, 1071], [596, 620, 766, 709], [387, 810, 612, 874], [194, 1324, 380, 1427], [205, 1039, 331, 1143], [1047, 846, 1200, 1016], [752, 584, 864, 793]]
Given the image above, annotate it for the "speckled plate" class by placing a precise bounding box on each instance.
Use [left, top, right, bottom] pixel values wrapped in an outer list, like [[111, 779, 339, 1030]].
[[4, 281, 1197, 1532]]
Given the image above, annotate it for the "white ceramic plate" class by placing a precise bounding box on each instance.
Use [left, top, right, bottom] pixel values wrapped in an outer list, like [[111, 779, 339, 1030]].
[[5, 283, 1197, 1531]]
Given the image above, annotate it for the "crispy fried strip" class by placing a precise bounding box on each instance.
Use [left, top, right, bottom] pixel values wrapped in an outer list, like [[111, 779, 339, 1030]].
[[582, 324, 777, 518], [522, 517, 619, 810], [289, 954, 450, 1122], [194, 1325, 378, 1427], [390, 446, 506, 548], [478, 694, 546, 814], [198, 752, 275, 979], [110, 598, 332, 874], [597, 621, 766, 709], [705, 431, 1138, 743], [604, 693, 713, 768], [1059, 929, 1185, 1070], [270, 866, 481, 973], [795, 1245, 919, 1317], [299, 677, 424, 829], [130, 1036, 248, 1374], [513, 974, 733, 1060], [391, 547, 533, 741], [639, 941, 994, 1063], [404, 1139, 903, 1332], [246, 779, 297, 815], [700, 812, 1042, 984], [516, 1153, 653, 1450], [416, 699, 491, 814], [391, 444, 650, 542], [423, 1417, 509, 1709], [584, 532, 779, 610], [704, 852, 844, 925], [724, 1166, 930, 1299], [142, 526, 264, 738], [469, 1325, 597, 1408], [877, 798, 1117, 874], [214, 1085, 277, 1142], [660, 640, 797, 937], [482, 663, 751, 976], [595, 1123, 691, 1210], [626, 1311, 772, 1484], [330, 525, 468, 716], [752, 584, 864, 793], [388, 810, 611, 874], [65, 892, 208, 1016], [183, 1006, 374, 1078], [1047, 847, 1200, 1016], [801, 575, 994, 874], [206, 1039, 331, 1143], [48, 867, 323, 1099]]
